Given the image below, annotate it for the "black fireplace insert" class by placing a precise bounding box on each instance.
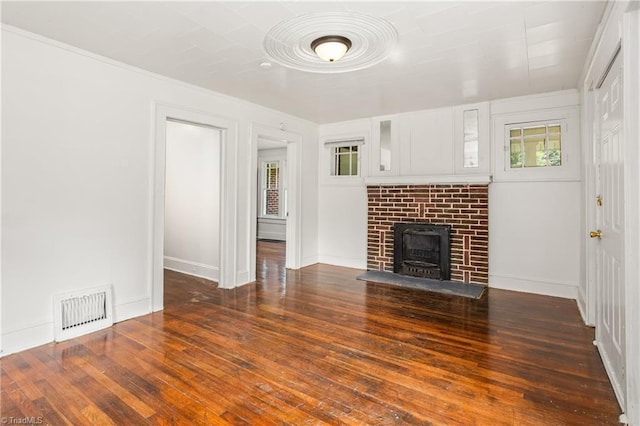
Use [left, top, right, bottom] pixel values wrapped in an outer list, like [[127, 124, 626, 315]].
[[393, 223, 451, 280]]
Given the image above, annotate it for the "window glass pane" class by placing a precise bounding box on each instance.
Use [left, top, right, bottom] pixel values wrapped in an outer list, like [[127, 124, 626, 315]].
[[548, 124, 561, 134], [508, 123, 562, 169], [265, 162, 279, 189], [351, 151, 358, 175], [463, 109, 479, 168], [379, 120, 391, 171], [510, 139, 522, 168], [262, 161, 280, 216], [265, 189, 279, 215], [548, 134, 562, 166], [524, 126, 546, 136], [523, 134, 546, 167], [260, 161, 281, 216], [337, 153, 349, 175], [331, 144, 359, 176]]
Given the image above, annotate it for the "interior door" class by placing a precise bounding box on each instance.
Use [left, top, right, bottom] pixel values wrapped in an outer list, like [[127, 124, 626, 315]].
[[593, 50, 626, 411]]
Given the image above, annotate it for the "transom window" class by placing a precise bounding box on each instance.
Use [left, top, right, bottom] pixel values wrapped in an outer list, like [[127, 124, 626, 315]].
[[324, 137, 363, 177], [508, 123, 562, 168]]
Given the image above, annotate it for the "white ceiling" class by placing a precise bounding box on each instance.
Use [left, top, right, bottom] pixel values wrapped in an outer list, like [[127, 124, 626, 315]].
[[1, 1, 607, 124]]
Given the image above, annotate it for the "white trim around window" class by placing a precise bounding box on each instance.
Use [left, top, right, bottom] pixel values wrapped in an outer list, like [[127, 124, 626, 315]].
[[492, 107, 580, 182], [324, 137, 365, 178]]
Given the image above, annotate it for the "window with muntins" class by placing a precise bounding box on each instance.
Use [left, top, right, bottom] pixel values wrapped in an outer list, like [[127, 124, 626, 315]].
[[261, 161, 281, 217], [508, 122, 562, 168], [493, 107, 577, 182], [332, 145, 359, 176]]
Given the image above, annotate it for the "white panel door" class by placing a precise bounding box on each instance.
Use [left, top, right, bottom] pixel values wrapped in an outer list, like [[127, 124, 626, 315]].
[[594, 51, 626, 411]]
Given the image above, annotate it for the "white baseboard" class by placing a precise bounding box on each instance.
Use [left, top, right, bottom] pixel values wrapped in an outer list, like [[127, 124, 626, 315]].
[[1, 321, 53, 358], [576, 287, 594, 326], [1, 297, 152, 358], [489, 274, 578, 299], [164, 256, 219, 281], [318, 255, 366, 270], [114, 297, 152, 323], [236, 270, 250, 286], [301, 255, 318, 268], [257, 232, 286, 241], [257, 217, 286, 241]]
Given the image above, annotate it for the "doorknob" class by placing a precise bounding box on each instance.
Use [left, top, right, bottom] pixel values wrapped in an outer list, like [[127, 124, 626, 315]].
[[590, 230, 603, 238]]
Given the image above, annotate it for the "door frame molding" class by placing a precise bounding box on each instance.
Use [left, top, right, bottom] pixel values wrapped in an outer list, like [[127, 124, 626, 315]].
[[249, 124, 302, 281], [582, 85, 598, 326], [622, 6, 640, 424], [151, 103, 238, 311], [593, 48, 626, 411], [583, 5, 640, 422]]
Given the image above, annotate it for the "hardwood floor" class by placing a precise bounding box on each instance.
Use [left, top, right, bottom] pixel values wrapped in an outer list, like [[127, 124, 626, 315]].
[[1, 240, 620, 424]]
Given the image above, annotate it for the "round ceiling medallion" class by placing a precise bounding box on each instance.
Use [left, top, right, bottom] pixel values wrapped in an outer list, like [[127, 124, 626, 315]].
[[263, 12, 398, 73]]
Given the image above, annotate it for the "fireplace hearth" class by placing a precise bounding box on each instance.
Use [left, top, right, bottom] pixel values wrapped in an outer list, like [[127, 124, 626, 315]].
[[394, 223, 451, 280]]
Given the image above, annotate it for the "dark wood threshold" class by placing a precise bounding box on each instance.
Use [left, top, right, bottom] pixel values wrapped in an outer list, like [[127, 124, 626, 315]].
[[0, 240, 620, 424]]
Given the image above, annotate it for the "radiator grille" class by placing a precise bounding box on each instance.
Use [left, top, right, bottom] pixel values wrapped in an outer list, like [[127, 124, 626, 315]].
[[54, 285, 113, 342], [61, 292, 107, 330]]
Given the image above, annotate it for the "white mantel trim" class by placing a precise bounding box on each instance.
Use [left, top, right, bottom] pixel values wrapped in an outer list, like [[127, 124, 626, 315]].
[[363, 175, 492, 186]]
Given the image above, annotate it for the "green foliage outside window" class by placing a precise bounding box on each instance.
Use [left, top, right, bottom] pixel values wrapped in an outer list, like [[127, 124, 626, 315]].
[[509, 124, 561, 168]]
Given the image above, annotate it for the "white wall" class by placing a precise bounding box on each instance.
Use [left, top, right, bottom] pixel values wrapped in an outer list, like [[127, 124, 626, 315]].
[[258, 148, 287, 161], [1, 26, 318, 356], [488, 181, 581, 298], [164, 121, 220, 281], [488, 91, 581, 298], [318, 119, 370, 269], [318, 185, 368, 268]]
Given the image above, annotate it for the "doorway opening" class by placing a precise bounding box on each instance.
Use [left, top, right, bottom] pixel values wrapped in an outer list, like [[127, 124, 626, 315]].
[[249, 124, 302, 283], [164, 119, 221, 282], [257, 137, 287, 243], [256, 137, 287, 282], [152, 104, 237, 312]]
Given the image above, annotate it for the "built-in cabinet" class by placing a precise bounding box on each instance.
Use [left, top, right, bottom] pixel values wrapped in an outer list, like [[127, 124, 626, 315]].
[[363, 102, 490, 183], [400, 108, 454, 176]]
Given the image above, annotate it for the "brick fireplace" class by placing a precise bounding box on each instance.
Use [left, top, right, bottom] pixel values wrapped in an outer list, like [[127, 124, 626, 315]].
[[367, 184, 489, 284]]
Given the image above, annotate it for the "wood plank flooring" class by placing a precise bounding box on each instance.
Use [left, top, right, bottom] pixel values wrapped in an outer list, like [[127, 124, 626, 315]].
[[1, 240, 621, 424]]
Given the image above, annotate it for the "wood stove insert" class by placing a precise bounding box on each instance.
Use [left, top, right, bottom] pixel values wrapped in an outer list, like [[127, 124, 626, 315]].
[[393, 223, 451, 280]]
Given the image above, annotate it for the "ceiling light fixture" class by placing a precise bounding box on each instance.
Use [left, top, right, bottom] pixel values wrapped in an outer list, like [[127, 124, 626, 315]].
[[311, 35, 352, 62], [263, 12, 398, 73]]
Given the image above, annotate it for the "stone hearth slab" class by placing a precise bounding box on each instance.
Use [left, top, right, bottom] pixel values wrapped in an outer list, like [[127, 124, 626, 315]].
[[356, 270, 486, 299]]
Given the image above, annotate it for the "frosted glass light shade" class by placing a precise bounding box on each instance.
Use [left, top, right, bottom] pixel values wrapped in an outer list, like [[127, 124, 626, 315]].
[[311, 36, 352, 62]]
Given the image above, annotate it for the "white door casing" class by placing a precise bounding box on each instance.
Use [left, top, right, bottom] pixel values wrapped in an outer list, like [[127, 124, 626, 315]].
[[152, 103, 238, 311], [594, 50, 626, 412]]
